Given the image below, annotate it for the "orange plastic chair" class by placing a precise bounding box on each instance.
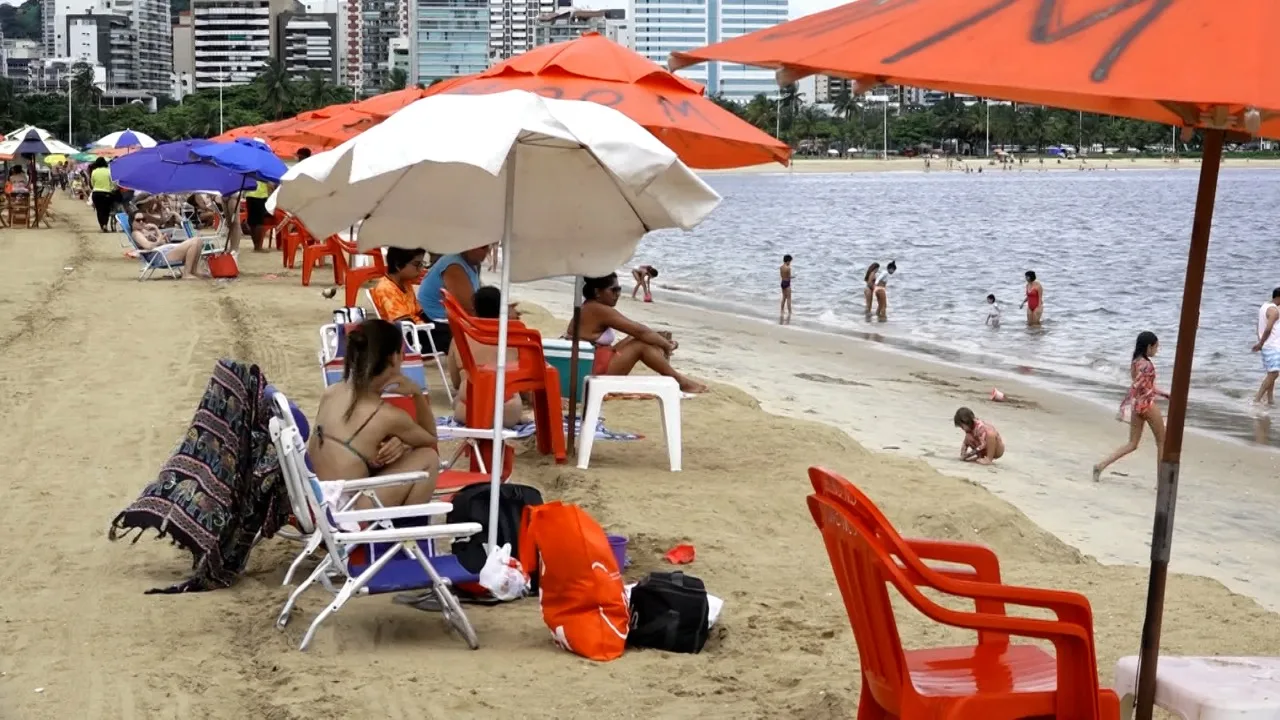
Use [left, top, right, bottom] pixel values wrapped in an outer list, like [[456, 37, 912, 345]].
[[278, 215, 311, 268], [301, 235, 348, 287], [335, 238, 387, 308], [443, 291, 566, 464], [806, 467, 1120, 720]]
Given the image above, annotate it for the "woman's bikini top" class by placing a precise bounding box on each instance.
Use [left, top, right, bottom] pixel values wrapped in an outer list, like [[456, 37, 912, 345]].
[[316, 402, 383, 473], [596, 328, 617, 347]]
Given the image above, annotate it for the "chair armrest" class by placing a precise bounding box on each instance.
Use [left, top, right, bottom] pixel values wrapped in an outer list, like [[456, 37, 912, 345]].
[[333, 471, 431, 492], [334, 521, 482, 544], [438, 426, 518, 441], [333, 501, 453, 524], [905, 537, 1002, 584]]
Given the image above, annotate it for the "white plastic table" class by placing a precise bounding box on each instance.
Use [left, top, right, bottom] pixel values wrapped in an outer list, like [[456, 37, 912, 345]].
[[1115, 656, 1280, 720]]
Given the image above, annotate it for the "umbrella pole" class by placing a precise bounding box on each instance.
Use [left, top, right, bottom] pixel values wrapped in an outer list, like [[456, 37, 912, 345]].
[[486, 145, 517, 552], [1133, 128, 1224, 720], [566, 276, 584, 456]]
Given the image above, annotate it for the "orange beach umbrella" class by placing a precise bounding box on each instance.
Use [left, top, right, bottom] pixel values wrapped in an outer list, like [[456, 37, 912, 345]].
[[426, 32, 790, 169], [672, 3, 1280, 719]]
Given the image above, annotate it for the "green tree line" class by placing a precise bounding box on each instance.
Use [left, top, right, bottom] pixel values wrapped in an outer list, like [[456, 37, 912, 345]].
[[0, 60, 410, 147], [713, 88, 1257, 156]]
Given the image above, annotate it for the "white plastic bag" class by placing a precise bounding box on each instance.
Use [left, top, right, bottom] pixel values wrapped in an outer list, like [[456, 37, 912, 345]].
[[479, 543, 527, 601]]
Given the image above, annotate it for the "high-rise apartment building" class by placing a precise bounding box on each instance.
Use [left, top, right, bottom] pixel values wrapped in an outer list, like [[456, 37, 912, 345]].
[[339, 0, 407, 95], [41, 0, 105, 57], [407, 0, 487, 86], [190, 0, 292, 90], [629, 0, 786, 100], [488, 0, 553, 61], [533, 7, 622, 47], [67, 12, 134, 89], [276, 5, 339, 81], [104, 0, 174, 94]]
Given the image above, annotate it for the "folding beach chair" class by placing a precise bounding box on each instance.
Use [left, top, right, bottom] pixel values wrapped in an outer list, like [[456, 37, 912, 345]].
[[117, 212, 185, 281], [364, 288, 453, 405], [269, 399, 483, 651]]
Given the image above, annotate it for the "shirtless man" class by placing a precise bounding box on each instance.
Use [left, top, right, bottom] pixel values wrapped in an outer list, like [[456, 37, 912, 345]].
[[779, 254, 793, 323]]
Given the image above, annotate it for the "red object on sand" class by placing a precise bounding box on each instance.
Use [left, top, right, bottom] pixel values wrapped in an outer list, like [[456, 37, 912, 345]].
[[664, 544, 695, 564]]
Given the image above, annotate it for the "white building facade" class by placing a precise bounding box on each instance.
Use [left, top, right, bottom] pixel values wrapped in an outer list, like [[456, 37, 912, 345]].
[[408, 0, 487, 85], [629, 0, 785, 100], [190, 0, 289, 90]]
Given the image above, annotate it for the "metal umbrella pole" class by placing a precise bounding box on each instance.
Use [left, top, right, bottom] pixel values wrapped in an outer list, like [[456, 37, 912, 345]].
[[486, 145, 517, 551], [565, 276, 585, 456]]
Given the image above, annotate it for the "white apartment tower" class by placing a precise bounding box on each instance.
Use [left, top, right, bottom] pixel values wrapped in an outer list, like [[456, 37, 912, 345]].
[[629, 0, 786, 100], [488, 0, 553, 61], [190, 0, 291, 90], [339, 0, 407, 95], [105, 0, 173, 94]]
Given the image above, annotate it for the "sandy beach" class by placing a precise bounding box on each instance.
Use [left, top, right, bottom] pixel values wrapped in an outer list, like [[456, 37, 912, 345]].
[[2, 202, 1279, 719], [717, 156, 1280, 173]]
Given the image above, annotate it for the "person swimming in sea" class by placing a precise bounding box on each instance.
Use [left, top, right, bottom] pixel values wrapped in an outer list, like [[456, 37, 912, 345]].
[[779, 254, 793, 323], [1020, 270, 1044, 326]]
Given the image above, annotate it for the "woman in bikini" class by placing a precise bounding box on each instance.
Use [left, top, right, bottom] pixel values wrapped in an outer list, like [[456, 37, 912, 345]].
[[309, 319, 439, 508], [1093, 331, 1168, 481], [873, 260, 896, 320], [570, 273, 707, 393], [1020, 270, 1044, 326], [863, 263, 880, 315]]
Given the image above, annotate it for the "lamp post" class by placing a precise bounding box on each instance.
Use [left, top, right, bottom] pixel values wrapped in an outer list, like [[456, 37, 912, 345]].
[[985, 99, 991, 157], [66, 72, 73, 147]]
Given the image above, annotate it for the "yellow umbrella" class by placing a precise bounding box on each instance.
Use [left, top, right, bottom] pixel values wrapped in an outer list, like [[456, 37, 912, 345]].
[[44, 154, 69, 165]]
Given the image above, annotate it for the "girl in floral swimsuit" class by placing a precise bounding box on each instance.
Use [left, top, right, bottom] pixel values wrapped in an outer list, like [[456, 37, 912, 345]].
[[1093, 331, 1168, 481]]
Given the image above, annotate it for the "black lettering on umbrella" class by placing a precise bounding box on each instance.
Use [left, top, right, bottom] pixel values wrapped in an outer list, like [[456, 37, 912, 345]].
[[883, 0, 1173, 83], [534, 86, 566, 99], [580, 88, 625, 107], [658, 96, 714, 127]]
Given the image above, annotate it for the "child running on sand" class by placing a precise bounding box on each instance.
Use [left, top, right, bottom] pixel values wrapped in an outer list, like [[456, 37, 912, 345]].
[[954, 407, 1004, 464], [779, 254, 793, 323]]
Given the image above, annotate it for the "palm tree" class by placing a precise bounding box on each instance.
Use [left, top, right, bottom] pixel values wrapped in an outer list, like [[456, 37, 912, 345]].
[[833, 87, 856, 121], [257, 59, 294, 120], [384, 68, 408, 92], [302, 71, 331, 108]]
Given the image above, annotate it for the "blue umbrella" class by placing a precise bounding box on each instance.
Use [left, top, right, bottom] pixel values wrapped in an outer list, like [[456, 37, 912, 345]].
[[190, 138, 288, 184], [109, 140, 259, 195]]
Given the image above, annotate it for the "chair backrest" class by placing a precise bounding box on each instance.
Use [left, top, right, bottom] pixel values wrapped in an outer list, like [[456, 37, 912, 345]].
[[271, 418, 348, 574], [268, 392, 318, 537], [318, 322, 427, 394], [116, 212, 133, 239], [806, 492, 911, 710]]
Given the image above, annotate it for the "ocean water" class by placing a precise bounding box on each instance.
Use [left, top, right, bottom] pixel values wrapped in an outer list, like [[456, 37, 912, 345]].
[[628, 167, 1280, 448]]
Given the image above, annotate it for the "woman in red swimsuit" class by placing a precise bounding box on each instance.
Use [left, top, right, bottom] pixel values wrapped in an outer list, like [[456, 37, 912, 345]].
[[1093, 331, 1168, 481], [1020, 270, 1044, 326]]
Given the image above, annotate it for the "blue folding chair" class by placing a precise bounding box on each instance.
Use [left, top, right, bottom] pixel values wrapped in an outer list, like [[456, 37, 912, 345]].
[[117, 212, 185, 281]]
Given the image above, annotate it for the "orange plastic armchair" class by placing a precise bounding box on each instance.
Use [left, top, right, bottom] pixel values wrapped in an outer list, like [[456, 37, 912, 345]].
[[443, 292, 566, 464], [301, 234, 348, 287], [278, 215, 312, 269], [806, 467, 1119, 720], [335, 238, 387, 308]]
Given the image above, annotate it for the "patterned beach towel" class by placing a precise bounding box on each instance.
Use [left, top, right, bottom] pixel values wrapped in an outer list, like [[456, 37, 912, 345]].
[[108, 360, 291, 593], [436, 414, 643, 441]]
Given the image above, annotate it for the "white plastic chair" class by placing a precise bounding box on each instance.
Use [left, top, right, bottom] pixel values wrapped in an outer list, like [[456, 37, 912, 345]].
[[269, 414, 482, 651], [576, 375, 682, 472], [364, 288, 453, 405], [1115, 655, 1280, 720]]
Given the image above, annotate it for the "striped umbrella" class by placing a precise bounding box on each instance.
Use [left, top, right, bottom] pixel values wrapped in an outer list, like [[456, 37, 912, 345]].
[[92, 129, 158, 149]]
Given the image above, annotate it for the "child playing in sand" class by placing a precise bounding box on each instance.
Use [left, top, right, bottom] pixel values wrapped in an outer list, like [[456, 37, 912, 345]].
[[985, 294, 1001, 328], [954, 407, 1004, 464]]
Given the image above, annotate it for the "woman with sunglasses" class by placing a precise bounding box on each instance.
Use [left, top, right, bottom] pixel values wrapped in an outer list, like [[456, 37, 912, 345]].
[[569, 273, 707, 393]]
